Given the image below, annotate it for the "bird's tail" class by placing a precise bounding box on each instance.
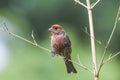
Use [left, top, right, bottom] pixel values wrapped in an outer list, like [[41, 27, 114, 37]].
[[64, 58, 77, 73]]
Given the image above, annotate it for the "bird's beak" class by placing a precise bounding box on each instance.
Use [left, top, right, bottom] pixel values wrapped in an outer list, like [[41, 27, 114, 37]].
[[48, 28, 54, 32]]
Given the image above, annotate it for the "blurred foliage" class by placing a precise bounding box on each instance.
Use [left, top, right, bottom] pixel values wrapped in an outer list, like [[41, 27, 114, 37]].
[[0, 0, 120, 80]]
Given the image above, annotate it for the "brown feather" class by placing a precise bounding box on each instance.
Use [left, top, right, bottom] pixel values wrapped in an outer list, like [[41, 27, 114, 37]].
[[49, 24, 77, 73]]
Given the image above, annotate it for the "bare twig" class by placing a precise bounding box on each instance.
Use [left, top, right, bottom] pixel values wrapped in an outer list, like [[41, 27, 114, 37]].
[[3, 23, 51, 53], [71, 59, 93, 74], [106, 6, 120, 50], [31, 30, 37, 46], [81, 27, 104, 47], [98, 6, 120, 73], [77, 54, 93, 73], [91, 0, 100, 9], [77, 54, 81, 64], [104, 51, 120, 64], [98, 51, 120, 70], [74, 0, 88, 8]]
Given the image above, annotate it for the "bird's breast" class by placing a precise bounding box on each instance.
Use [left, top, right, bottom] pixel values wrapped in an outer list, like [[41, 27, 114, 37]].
[[51, 35, 66, 50]]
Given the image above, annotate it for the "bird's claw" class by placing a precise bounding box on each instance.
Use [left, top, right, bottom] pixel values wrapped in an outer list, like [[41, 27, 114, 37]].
[[51, 51, 56, 57]]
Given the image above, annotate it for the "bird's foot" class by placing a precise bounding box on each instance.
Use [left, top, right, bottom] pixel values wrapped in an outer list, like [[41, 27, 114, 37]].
[[64, 58, 69, 62], [51, 50, 56, 57]]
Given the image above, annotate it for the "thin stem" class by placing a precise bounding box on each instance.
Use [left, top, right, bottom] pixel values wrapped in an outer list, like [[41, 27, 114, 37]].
[[3, 23, 51, 53], [104, 51, 120, 64], [91, 0, 100, 9], [106, 6, 120, 49], [60, 54, 93, 73], [69, 58, 93, 74], [77, 55, 93, 73], [86, 0, 98, 80], [98, 51, 120, 70], [81, 27, 105, 48], [98, 6, 120, 73], [31, 30, 37, 46], [74, 0, 88, 8]]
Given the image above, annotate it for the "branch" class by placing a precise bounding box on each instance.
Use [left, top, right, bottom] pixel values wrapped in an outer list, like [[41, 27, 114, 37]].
[[91, 0, 101, 9], [3, 23, 51, 53], [74, 0, 88, 8], [104, 51, 120, 64], [106, 6, 120, 50], [86, 0, 98, 79], [98, 5, 120, 74], [69, 58, 93, 74], [81, 27, 105, 48], [77, 54, 93, 73], [59, 54, 93, 73]]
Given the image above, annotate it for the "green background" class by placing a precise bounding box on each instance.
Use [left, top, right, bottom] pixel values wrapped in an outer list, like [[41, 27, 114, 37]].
[[0, 0, 120, 80]]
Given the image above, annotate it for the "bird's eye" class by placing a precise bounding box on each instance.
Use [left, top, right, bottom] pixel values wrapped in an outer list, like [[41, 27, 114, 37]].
[[54, 28, 57, 30]]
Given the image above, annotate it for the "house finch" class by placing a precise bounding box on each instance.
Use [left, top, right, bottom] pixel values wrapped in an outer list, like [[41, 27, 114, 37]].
[[48, 24, 77, 73]]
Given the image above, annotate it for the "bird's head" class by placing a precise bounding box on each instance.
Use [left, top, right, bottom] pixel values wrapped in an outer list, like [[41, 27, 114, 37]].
[[48, 24, 65, 35]]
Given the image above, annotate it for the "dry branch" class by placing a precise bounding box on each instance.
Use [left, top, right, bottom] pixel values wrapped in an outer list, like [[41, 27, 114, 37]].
[[98, 6, 120, 74], [86, 0, 98, 79], [74, 0, 88, 8]]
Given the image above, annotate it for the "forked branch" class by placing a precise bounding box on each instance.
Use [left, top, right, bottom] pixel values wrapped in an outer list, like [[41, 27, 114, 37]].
[[91, 0, 101, 8], [74, 0, 88, 8], [98, 6, 120, 73], [104, 51, 120, 64]]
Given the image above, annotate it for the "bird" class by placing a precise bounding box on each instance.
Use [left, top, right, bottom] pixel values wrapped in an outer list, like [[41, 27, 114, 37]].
[[48, 24, 77, 73]]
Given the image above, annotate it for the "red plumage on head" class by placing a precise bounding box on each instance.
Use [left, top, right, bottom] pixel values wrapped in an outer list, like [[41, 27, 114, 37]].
[[51, 24, 63, 29]]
